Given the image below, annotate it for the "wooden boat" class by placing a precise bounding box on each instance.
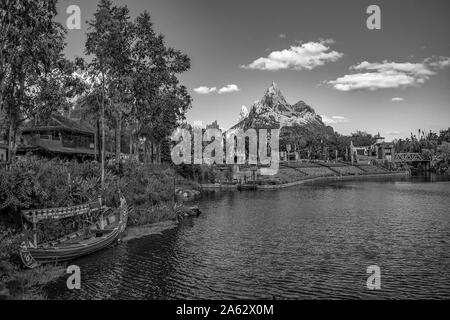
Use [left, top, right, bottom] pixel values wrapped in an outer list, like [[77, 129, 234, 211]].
[[19, 195, 129, 269]]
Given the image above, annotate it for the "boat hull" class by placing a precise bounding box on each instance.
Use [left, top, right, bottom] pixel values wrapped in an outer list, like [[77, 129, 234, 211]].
[[20, 228, 120, 268], [20, 199, 129, 268]]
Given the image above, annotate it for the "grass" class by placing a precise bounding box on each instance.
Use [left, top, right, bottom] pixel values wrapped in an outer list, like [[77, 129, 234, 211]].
[[0, 263, 65, 300], [128, 203, 178, 226]]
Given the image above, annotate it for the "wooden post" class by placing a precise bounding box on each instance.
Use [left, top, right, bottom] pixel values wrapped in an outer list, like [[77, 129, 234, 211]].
[[173, 176, 176, 204], [32, 212, 37, 247], [98, 196, 104, 230]]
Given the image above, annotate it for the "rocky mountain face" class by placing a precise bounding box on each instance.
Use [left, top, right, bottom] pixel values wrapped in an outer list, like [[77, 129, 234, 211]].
[[231, 82, 334, 139]]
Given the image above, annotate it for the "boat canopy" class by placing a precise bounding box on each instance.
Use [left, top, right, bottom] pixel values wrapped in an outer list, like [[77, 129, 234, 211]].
[[21, 200, 104, 223]]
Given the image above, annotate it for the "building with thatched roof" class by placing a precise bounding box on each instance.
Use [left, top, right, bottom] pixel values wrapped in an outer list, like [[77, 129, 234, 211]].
[[17, 113, 97, 159]]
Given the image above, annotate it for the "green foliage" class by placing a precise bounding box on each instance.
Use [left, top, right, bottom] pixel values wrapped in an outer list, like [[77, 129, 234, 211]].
[[0, 156, 181, 299], [0, 225, 64, 300], [0, 0, 84, 160], [119, 161, 175, 206], [83, 1, 192, 165], [174, 164, 218, 184], [0, 157, 177, 229], [128, 203, 176, 226]]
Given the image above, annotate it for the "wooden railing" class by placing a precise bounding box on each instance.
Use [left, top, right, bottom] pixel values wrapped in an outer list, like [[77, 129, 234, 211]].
[[393, 153, 427, 162]]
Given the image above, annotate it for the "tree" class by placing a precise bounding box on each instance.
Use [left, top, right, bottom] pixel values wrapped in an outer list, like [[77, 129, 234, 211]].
[[0, 0, 82, 162], [130, 11, 191, 164], [438, 142, 450, 162], [72, 85, 104, 160], [86, 0, 135, 180], [83, 4, 191, 169]]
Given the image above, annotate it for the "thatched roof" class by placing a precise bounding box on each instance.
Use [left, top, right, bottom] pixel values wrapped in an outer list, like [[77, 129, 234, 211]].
[[21, 113, 95, 135]]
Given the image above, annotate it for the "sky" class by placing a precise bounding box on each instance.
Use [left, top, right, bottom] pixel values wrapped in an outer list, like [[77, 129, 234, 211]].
[[56, 0, 450, 141]]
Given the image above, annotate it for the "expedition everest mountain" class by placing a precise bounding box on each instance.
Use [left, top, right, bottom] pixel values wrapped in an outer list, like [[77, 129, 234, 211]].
[[230, 82, 334, 140]]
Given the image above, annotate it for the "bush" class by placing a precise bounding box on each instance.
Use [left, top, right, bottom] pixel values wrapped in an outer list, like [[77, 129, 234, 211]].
[[174, 164, 218, 183], [0, 157, 181, 299], [0, 157, 178, 233]]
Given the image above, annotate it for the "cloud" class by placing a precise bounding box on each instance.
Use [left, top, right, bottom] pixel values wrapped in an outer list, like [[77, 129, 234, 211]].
[[193, 86, 217, 94], [385, 131, 401, 135], [218, 84, 240, 94], [331, 116, 350, 122], [193, 120, 203, 127], [279, 34, 286, 39], [328, 56, 450, 91], [426, 56, 450, 69], [392, 97, 404, 102], [241, 39, 343, 71], [194, 84, 240, 95], [321, 115, 350, 125]]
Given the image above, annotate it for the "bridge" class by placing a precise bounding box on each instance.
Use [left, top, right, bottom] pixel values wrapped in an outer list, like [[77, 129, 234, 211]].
[[393, 153, 429, 163]]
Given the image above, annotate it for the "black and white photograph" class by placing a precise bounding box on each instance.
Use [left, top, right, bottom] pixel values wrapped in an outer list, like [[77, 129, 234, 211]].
[[1, 0, 450, 308]]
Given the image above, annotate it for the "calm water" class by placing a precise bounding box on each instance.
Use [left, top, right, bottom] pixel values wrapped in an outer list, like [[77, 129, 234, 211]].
[[46, 175, 450, 299]]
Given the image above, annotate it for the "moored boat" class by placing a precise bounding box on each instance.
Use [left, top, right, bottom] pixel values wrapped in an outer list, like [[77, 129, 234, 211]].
[[19, 195, 129, 269]]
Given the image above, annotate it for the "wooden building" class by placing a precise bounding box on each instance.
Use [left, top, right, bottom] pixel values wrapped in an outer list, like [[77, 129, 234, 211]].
[[17, 113, 97, 159]]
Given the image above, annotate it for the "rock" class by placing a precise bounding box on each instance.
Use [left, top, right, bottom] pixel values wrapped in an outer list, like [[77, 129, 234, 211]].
[[175, 205, 202, 219], [186, 206, 201, 216]]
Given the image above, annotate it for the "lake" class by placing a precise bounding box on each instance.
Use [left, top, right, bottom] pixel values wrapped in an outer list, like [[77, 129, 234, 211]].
[[45, 174, 450, 299]]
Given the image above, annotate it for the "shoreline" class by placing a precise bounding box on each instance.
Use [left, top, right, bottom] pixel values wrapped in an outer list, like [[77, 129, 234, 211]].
[[122, 220, 179, 242], [201, 171, 410, 190]]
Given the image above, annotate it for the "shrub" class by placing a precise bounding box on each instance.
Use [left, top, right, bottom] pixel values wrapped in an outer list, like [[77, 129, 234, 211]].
[[0, 157, 178, 234]]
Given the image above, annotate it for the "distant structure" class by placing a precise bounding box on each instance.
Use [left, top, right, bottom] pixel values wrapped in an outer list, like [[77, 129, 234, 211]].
[[350, 133, 394, 164], [17, 113, 97, 159], [206, 120, 220, 130]]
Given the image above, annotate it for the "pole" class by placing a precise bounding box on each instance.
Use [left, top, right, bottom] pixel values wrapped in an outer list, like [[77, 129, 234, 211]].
[[32, 212, 37, 247], [101, 70, 105, 190], [173, 176, 176, 204]]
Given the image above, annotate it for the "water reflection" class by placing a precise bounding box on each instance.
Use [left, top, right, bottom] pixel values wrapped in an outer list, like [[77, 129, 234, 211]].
[[46, 176, 450, 299]]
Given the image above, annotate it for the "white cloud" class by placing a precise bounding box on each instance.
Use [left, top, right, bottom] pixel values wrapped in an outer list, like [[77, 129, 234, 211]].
[[194, 84, 240, 95], [329, 56, 450, 91], [193, 86, 216, 94], [352, 61, 435, 77], [321, 115, 350, 125], [392, 97, 404, 102], [331, 116, 350, 122], [241, 39, 343, 71], [426, 56, 450, 69], [218, 84, 240, 94], [279, 34, 286, 39], [193, 120, 204, 128], [321, 115, 335, 125]]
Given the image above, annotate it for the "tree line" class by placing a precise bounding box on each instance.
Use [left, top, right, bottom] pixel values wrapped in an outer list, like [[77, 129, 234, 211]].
[[0, 0, 192, 169]]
